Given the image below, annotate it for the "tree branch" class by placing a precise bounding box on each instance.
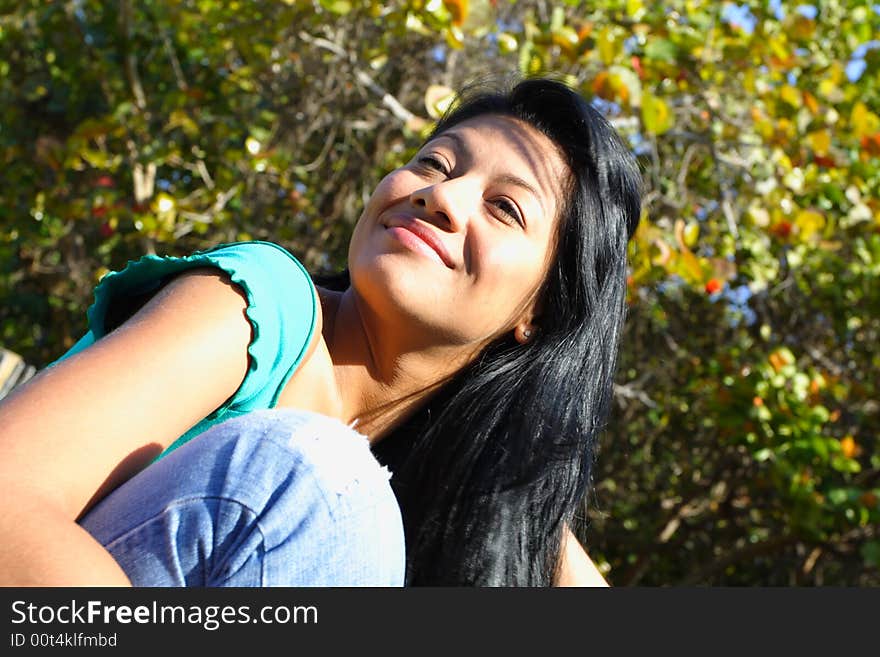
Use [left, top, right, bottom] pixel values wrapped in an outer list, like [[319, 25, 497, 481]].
[[298, 30, 428, 129], [120, 0, 147, 110], [679, 534, 799, 585]]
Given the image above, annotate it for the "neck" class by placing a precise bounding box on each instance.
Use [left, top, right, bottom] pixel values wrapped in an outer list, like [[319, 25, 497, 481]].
[[319, 286, 473, 442]]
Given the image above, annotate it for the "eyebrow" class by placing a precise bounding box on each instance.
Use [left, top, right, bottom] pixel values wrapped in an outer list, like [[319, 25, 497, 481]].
[[433, 131, 548, 215]]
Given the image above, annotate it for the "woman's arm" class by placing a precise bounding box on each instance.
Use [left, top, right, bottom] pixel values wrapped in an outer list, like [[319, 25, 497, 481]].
[[0, 269, 252, 585], [555, 527, 609, 587]]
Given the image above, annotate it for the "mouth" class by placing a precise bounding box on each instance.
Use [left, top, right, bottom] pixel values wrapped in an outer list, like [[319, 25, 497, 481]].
[[383, 216, 455, 269]]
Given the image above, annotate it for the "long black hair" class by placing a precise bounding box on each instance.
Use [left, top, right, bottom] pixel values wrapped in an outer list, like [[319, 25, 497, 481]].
[[322, 77, 642, 585]]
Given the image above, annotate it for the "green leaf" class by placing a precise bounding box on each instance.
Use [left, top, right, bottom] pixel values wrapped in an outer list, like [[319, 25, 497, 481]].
[[319, 0, 351, 15], [754, 448, 773, 462], [861, 541, 880, 567], [550, 6, 564, 32], [644, 37, 679, 63], [641, 91, 674, 135], [830, 454, 862, 474]]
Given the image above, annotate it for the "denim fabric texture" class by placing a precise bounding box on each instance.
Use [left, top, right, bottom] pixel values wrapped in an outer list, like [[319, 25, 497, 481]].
[[79, 409, 405, 587]]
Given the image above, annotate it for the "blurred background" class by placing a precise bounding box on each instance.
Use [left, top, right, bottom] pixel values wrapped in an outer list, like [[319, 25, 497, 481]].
[[1, 0, 877, 585]]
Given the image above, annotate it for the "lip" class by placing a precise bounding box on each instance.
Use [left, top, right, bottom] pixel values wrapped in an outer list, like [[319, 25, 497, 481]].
[[383, 216, 455, 269]]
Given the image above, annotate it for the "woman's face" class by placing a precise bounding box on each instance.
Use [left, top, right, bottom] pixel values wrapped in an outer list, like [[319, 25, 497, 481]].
[[348, 113, 568, 348]]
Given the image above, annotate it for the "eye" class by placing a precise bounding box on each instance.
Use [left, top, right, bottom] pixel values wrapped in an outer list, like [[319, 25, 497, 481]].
[[417, 155, 449, 175], [491, 198, 523, 227]]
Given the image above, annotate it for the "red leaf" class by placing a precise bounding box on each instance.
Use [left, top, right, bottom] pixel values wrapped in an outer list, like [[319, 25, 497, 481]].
[[705, 278, 723, 295]]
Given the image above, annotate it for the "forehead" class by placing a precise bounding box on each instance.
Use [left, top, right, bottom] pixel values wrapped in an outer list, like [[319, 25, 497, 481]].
[[430, 115, 568, 211]]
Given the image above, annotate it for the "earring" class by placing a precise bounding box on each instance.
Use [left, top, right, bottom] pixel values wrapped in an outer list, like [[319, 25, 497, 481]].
[[517, 326, 535, 343]]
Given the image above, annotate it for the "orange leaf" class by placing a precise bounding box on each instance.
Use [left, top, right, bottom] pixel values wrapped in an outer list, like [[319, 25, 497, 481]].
[[861, 133, 880, 156], [803, 91, 819, 115], [768, 348, 794, 372], [443, 0, 468, 26], [592, 71, 613, 100]]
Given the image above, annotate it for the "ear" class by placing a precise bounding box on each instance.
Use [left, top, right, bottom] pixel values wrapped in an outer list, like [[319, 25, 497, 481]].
[[513, 286, 546, 343], [513, 293, 544, 344]]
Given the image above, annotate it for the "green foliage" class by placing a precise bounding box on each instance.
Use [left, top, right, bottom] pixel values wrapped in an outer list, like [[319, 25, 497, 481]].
[[1, 0, 877, 585]]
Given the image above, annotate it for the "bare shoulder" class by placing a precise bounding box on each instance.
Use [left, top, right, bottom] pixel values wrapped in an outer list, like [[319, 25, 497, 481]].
[[556, 529, 610, 587], [275, 285, 341, 418], [0, 266, 253, 519]]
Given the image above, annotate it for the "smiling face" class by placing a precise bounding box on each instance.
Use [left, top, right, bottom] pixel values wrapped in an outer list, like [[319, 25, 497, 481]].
[[347, 114, 569, 350]]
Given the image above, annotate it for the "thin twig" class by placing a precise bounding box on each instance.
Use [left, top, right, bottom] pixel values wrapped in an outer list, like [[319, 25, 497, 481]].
[[613, 382, 657, 408], [120, 0, 147, 110], [162, 30, 189, 91]]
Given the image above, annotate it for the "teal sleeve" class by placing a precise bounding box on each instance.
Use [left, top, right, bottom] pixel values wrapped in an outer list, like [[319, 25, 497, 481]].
[[54, 240, 318, 418]]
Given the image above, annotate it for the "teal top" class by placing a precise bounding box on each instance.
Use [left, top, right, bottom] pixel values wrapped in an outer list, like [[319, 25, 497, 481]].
[[54, 240, 319, 459]]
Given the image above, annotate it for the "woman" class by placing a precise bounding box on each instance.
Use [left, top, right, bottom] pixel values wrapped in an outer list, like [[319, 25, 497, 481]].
[[0, 77, 641, 586]]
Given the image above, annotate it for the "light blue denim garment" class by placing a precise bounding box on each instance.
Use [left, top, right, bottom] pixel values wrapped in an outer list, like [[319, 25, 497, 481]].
[[79, 409, 405, 586]]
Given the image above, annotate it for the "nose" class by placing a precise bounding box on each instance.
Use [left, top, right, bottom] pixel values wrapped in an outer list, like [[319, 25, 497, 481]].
[[409, 179, 474, 232]]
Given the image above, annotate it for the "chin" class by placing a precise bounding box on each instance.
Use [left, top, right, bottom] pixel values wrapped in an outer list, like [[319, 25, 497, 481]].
[[350, 254, 464, 339]]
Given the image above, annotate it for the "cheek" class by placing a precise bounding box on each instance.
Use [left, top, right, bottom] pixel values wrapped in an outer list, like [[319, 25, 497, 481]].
[[349, 173, 402, 259], [351, 168, 424, 249], [363, 169, 419, 213], [479, 239, 546, 291]]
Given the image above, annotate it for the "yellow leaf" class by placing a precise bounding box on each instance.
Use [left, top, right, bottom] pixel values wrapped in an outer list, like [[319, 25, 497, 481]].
[[597, 27, 621, 66], [552, 26, 581, 59], [778, 118, 796, 141], [827, 62, 843, 84], [818, 79, 835, 99], [808, 129, 831, 155], [497, 32, 518, 54], [774, 147, 793, 171], [679, 248, 704, 284], [674, 219, 704, 284], [743, 69, 756, 94], [626, 0, 645, 19], [155, 194, 176, 214], [780, 85, 801, 109], [165, 109, 199, 137], [444, 24, 465, 49], [94, 266, 111, 283], [756, 118, 775, 140], [683, 221, 699, 247], [769, 35, 790, 63], [795, 209, 825, 241], [641, 92, 673, 135], [851, 102, 880, 138]]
